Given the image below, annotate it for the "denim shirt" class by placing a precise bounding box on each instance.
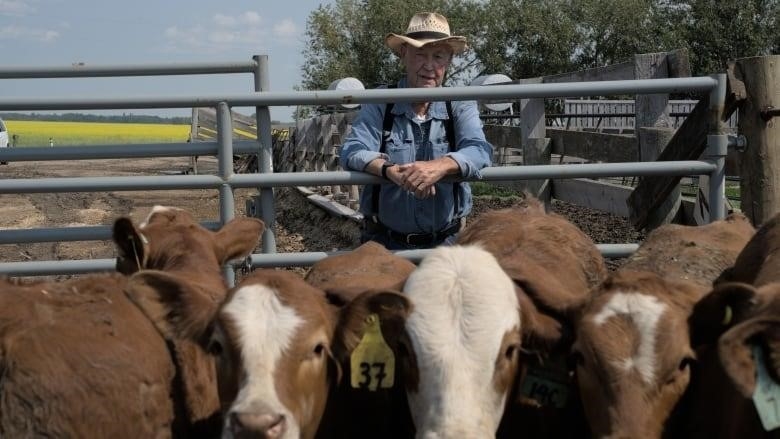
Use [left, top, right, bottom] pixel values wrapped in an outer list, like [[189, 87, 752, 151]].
[[339, 78, 493, 234]]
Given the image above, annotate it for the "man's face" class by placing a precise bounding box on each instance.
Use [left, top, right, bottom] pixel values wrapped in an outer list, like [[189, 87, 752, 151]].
[[401, 44, 453, 88]]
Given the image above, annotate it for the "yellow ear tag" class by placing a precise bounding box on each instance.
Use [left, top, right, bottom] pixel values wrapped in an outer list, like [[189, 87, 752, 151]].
[[722, 305, 733, 325], [350, 313, 395, 391]]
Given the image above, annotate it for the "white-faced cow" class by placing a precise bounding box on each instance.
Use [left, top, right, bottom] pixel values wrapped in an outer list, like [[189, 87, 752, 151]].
[[402, 244, 522, 438], [571, 212, 755, 438], [0, 206, 264, 438], [128, 241, 415, 439], [455, 196, 607, 438]]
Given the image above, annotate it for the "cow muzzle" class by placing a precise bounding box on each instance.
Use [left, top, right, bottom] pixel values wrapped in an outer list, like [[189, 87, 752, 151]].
[[227, 410, 287, 439]]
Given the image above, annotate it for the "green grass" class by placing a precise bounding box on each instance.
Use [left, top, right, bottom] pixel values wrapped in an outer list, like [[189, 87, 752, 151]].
[[470, 181, 522, 198]]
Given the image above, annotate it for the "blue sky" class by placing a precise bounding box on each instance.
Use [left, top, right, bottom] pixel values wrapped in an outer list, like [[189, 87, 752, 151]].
[[0, 0, 333, 122]]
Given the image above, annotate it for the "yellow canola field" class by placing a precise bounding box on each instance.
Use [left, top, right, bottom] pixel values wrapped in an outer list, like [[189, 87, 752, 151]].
[[4, 120, 190, 147]]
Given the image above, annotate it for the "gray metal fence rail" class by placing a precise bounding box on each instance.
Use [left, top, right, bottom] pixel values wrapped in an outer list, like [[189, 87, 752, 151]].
[[0, 57, 726, 277]]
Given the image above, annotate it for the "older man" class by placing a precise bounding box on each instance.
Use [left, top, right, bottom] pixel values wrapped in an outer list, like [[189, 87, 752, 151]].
[[339, 11, 493, 250]]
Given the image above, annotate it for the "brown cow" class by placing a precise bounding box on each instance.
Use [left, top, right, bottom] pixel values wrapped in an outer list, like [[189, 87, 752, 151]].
[[0, 206, 264, 438], [128, 265, 412, 439], [680, 281, 780, 438], [305, 241, 416, 296], [679, 212, 780, 438], [306, 241, 417, 439], [455, 196, 608, 438], [571, 213, 755, 438]]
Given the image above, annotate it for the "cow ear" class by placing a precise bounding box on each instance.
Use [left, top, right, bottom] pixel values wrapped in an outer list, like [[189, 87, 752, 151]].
[[214, 217, 265, 264], [332, 290, 412, 363], [515, 286, 570, 351], [124, 270, 218, 344], [504, 253, 590, 313], [324, 286, 370, 307], [113, 217, 147, 275], [688, 282, 758, 348], [507, 256, 581, 351], [719, 316, 779, 397]]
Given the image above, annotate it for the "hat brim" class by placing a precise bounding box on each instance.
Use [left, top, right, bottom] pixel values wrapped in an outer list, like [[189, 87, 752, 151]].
[[385, 33, 468, 56]]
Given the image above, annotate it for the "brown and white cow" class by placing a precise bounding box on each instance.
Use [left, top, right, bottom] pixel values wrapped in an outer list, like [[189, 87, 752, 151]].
[[0, 206, 264, 438], [307, 240, 524, 438], [128, 241, 415, 439], [402, 244, 522, 438], [455, 196, 608, 438], [313, 242, 522, 438], [571, 213, 755, 438]]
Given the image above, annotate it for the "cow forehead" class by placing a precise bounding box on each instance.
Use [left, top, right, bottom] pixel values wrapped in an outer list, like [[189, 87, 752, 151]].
[[405, 245, 520, 360], [589, 290, 668, 384], [221, 284, 305, 365]]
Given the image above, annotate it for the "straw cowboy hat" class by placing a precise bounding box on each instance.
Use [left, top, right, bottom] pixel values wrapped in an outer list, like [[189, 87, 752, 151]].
[[385, 12, 468, 55]]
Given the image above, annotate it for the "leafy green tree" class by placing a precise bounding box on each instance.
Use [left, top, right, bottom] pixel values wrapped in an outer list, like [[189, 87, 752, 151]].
[[570, 0, 682, 68], [471, 0, 579, 79], [676, 0, 779, 75]]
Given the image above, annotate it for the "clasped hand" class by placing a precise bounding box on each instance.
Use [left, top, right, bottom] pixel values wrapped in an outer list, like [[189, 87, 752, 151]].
[[387, 161, 446, 199]]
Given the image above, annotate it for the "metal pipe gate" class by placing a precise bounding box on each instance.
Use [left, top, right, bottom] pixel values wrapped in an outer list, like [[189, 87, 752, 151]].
[[0, 57, 727, 279]]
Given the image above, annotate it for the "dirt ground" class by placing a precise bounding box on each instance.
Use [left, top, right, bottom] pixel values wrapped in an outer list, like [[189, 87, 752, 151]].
[[0, 156, 643, 278]]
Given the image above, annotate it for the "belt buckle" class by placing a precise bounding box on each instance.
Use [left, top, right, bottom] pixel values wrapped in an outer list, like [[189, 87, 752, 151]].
[[405, 232, 423, 245]]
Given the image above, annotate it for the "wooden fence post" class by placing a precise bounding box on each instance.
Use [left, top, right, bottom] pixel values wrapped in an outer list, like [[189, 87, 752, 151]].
[[735, 55, 780, 225], [632, 52, 678, 229], [519, 77, 550, 203], [189, 107, 199, 174], [638, 127, 679, 227]]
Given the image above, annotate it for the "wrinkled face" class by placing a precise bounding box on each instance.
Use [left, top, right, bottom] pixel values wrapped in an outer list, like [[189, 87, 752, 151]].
[[208, 272, 336, 439], [403, 245, 521, 438], [572, 283, 696, 438], [401, 43, 452, 89]]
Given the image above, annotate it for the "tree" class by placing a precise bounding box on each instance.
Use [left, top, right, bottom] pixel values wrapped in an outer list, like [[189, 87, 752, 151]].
[[570, 0, 684, 69], [470, 0, 579, 79], [676, 0, 779, 75]]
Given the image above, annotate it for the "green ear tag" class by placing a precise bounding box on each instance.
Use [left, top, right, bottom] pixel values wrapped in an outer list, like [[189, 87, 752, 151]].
[[752, 345, 780, 431], [350, 313, 395, 391]]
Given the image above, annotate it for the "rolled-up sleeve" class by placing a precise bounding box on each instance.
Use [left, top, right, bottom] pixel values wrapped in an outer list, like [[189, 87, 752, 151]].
[[446, 100, 493, 179], [339, 103, 388, 172]]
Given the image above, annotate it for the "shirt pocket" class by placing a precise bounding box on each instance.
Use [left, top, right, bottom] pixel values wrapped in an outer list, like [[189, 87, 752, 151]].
[[385, 133, 413, 163], [431, 136, 451, 158]]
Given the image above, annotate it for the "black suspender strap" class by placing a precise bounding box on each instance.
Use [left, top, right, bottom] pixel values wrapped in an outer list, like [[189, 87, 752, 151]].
[[371, 86, 397, 216], [445, 100, 461, 210], [370, 90, 459, 219]]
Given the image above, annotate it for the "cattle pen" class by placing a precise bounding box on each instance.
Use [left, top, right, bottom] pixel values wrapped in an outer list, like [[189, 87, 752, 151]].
[[0, 53, 777, 280]]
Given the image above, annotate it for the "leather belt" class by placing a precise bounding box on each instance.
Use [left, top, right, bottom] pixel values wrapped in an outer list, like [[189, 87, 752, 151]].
[[371, 219, 461, 246]]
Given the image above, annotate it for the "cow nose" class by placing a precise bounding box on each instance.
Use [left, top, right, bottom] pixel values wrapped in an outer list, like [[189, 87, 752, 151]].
[[230, 411, 286, 438]]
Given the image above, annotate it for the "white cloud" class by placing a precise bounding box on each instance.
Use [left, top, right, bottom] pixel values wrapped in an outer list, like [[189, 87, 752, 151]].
[[273, 19, 297, 39], [163, 10, 279, 53], [0, 24, 59, 42], [0, 0, 36, 16], [213, 13, 236, 27], [241, 11, 261, 25]]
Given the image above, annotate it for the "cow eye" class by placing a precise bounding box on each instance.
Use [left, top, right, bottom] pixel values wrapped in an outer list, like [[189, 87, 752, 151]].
[[313, 343, 326, 357], [504, 344, 519, 360], [207, 339, 223, 356], [678, 356, 695, 371]]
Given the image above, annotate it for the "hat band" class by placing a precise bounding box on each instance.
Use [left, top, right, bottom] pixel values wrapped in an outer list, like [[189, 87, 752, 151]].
[[405, 31, 451, 40]]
